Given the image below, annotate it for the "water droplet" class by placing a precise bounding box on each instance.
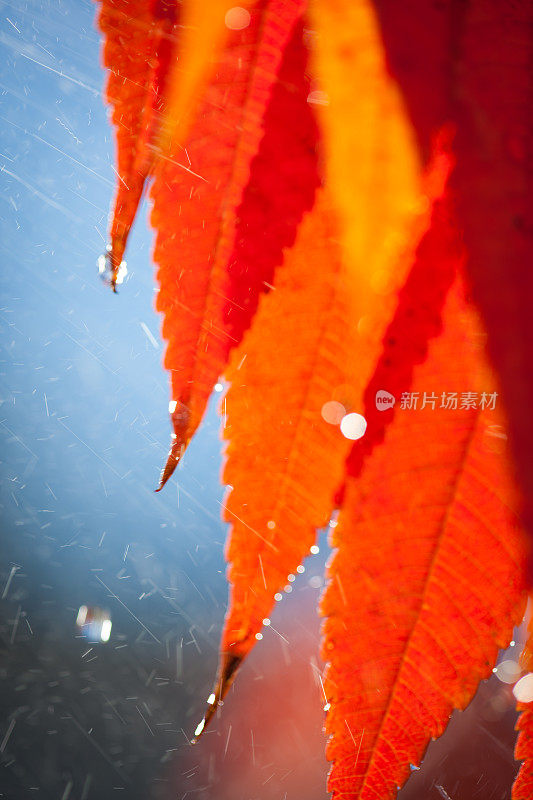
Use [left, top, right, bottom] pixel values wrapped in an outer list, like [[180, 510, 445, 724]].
[[274, 593, 282, 602], [194, 719, 205, 738], [100, 618, 112, 642], [513, 673, 533, 703], [494, 659, 521, 684], [214, 383, 224, 393], [310, 545, 320, 555], [97, 251, 127, 288], [266, 520, 276, 530], [296, 565, 305, 574], [169, 400, 177, 413], [255, 633, 263, 641], [207, 693, 216, 705], [321, 400, 346, 425], [309, 575, 323, 589], [287, 574, 295, 582], [262, 618, 270, 626], [225, 6, 250, 30], [340, 412, 367, 440], [284, 585, 292, 593], [75, 605, 112, 642], [76, 606, 88, 626]]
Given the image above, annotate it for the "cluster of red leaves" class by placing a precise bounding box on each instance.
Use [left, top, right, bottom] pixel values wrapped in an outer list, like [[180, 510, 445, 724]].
[[95, 1, 532, 797]]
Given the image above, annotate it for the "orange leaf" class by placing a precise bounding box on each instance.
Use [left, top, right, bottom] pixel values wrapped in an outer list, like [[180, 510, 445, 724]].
[[97, 0, 179, 283], [191, 191, 360, 736], [152, 2, 312, 490], [321, 267, 527, 799]]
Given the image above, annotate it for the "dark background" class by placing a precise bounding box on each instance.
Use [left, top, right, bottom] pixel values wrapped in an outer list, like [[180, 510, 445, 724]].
[[0, 1, 525, 798]]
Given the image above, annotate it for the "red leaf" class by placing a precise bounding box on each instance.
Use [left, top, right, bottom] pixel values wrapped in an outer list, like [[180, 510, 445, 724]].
[[97, 0, 178, 284], [450, 0, 533, 565], [367, 0, 533, 561], [151, 2, 313, 489], [322, 263, 527, 798]]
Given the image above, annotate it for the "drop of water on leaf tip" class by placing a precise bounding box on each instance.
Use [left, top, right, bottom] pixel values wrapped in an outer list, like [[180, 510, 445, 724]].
[[97, 250, 127, 290], [494, 659, 521, 683]]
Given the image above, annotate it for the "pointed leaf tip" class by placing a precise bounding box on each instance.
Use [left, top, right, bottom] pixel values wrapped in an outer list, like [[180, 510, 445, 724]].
[[154, 444, 181, 492], [155, 402, 192, 491], [191, 652, 243, 743]]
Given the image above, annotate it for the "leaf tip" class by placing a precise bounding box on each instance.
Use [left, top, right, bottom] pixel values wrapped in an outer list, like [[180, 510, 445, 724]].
[[190, 651, 243, 743]]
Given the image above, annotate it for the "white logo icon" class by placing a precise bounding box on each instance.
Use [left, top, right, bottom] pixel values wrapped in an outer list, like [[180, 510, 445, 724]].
[[375, 390, 395, 410]]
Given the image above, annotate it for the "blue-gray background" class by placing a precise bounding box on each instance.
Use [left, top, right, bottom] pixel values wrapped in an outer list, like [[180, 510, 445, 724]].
[[0, 2, 523, 799]]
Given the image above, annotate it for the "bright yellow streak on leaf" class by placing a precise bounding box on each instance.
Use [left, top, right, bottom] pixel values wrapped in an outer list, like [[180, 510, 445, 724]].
[[309, 0, 424, 325], [159, 0, 254, 153]]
